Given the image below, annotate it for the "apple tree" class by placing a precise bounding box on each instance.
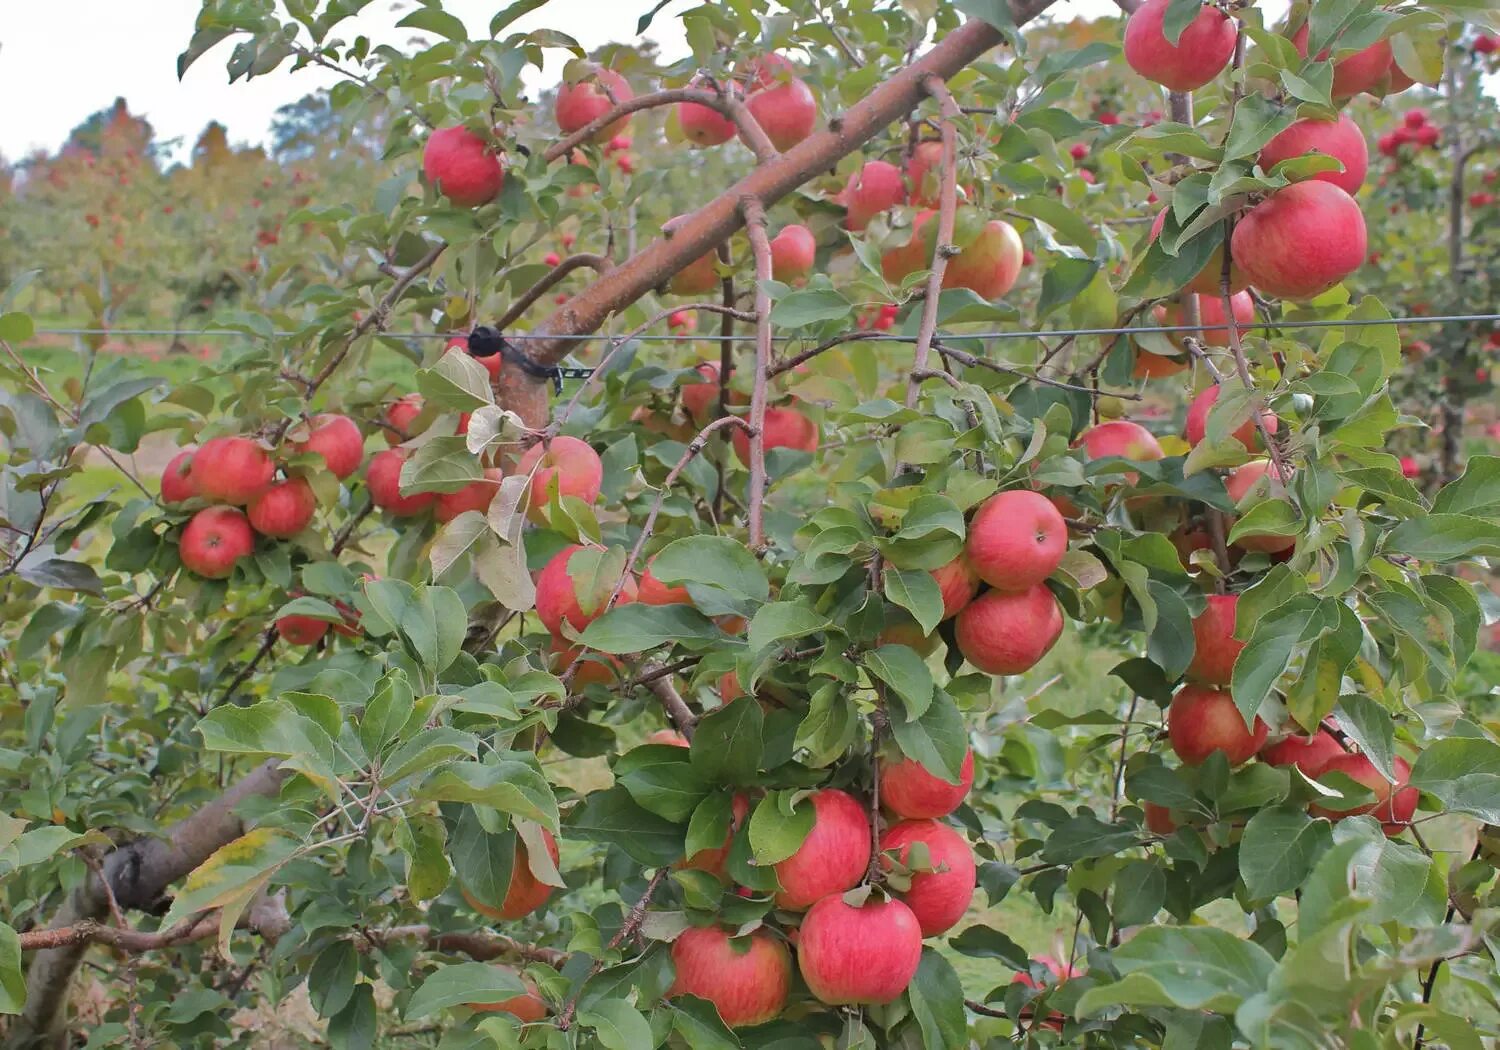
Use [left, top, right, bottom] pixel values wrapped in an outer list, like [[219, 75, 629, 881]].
[[3, 0, 1500, 1047]]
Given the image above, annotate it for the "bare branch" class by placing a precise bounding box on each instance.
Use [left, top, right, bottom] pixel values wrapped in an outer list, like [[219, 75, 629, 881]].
[[542, 88, 777, 165], [906, 75, 961, 410], [493, 254, 612, 331], [741, 198, 774, 551]]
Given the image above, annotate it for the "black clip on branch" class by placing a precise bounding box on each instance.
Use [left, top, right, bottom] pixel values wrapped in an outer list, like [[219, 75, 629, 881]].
[[466, 325, 594, 395]]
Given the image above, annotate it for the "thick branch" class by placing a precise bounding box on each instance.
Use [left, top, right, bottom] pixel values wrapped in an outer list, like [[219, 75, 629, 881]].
[[741, 198, 774, 551]]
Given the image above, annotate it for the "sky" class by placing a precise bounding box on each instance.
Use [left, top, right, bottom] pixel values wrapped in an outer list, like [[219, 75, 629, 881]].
[[0, 0, 1138, 165]]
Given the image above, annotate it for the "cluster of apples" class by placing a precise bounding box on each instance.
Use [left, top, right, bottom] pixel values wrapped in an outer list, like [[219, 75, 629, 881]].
[[1376, 107, 1441, 157], [161, 418, 362, 577], [1123, 0, 1406, 304]]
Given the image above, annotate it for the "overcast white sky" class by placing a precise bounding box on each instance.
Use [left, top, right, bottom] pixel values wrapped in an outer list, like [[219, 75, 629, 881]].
[[0, 0, 1150, 164]]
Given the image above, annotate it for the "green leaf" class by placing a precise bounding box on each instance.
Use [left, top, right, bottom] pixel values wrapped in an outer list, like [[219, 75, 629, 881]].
[[668, 997, 740, 1050], [1411, 738, 1500, 822], [769, 287, 852, 328], [400, 435, 485, 495], [419, 756, 559, 832], [747, 791, 815, 865], [863, 645, 934, 721], [690, 698, 764, 784], [1432, 456, 1500, 517], [405, 962, 524, 1019], [949, 924, 1028, 967], [396, 7, 470, 41], [0, 923, 22, 1014], [579, 999, 655, 1050], [1224, 94, 1295, 161], [747, 602, 830, 655], [1385, 514, 1500, 561], [1077, 926, 1275, 1016], [650, 536, 769, 603], [161, 828, 299, 930], [1040, 814, 1139, 863], [1239, 806, 1333, 899], [888, 688, 968, 785], [308, 941, 359, 1019], [884, 569, 945, 636], [908, 950, 966, 1050], [1162, 0, 1204, 45], [615, 745, 708, 824], [327, 983, 376, 1050], [1112, 859, 1166, 927], [570, 786, 685, 866], [578, 603, 721, 653]]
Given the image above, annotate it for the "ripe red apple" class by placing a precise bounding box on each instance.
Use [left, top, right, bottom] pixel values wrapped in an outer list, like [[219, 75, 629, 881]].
[[190, 436, 274, 505], [1075, 420, 1166, 489], [434, 468, 504, 524], [797, 895, 923, 1006], [843, 160, 907, 232], [517, 435, 603, 523], [422, 126, 504, 207], [1258, 114, 1368, 197], [744, 55, 816, 151], [534, 544, 637, 638], [965, 489, 1068, 592], [160, 448, 198, 504], [1133, 347, 1188, 380], [1142, 802, 1178, 835], [383, 394, 423, 445], [1012, 956, 1076, 1031], [1400, 456, 1420, 479], [770, 224, 816, 285], [1225, 459, 1296, 553], [465, 969, 547, 1021], [1148, 208, 1249, 295], [880, 748, 974, 819], [1291, 24, 1393, 99], [1184, 384, 1278, 451], [1310, 754, 1418, 832], [365, 448, 436, 517], [1124, 0, 1237, 91], [555, 67, 632, 143], [668, 926, 791, 1028], [881, 211, 1024, 300], [461, 828, 560, 919], [1230, 181, 1367, 300], [680, 362, 721, 425], [955, 584, 1064, 675], [731, 406, 819, 467], [931, 555, 981, 620], [247, 476, 317, 538], [905, 140, 951, 208], [550, 639, 620, 690], [179, 506, 255, 579], [1153, 291, 1255, 349], [678, 81, 738, 147], [771, 788, 870, 910], [1261, 730, 1345, 776], [638, 560, 692, 605], [880, 819, 976, 936], [276, 613, 329, 647], [1185, 593, 1244, 686], [294, 414, 364, 479], [1168, 684, 1268, 765]]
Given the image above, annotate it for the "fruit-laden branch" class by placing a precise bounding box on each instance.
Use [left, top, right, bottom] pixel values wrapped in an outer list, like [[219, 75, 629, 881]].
[[494, 253, 613, 331], [740, 198, 774, 551], [906, 74, 961, 409], [520, 11, 1058, 371], [542, 87, 778, 164], [8, 760, 288, 1050], [557, 868, 670, 1031]]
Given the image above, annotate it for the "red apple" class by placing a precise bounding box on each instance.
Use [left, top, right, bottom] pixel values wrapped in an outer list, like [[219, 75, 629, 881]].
[[534, 544, 637, 638], [1012, 956, 1076, 1031], [638, 560, 692, 605], [1143, 802, 1178, 835], [771, 788, 870, 910], [1261, 730, 1345, 776], [880, 819, 976, 936], [517, 436, 603, 523], [1186, 593, 1244, 686], [179, 506, 255, 579], [880, 748, 974, 819], [276, 613, 329, 647], [434, 468, 504, 524], [366, 448, 436, 517], [461, 828, 559, 919], [1310, 754, 1418, 833], [668, 926, 791, 1028], [1291, 24, 1393, 99], [465, 970, 547, 1021], [681, 362, 721, 425], [931, 556, 981, 620], [770, 224, 816, 284], [955, 584, 1064, 675], [1184, 384, 1277, 451], [1230, 181, 1367, 300], [744, 56, 816, 151], [1075, 420, 1166, 490], [555, 67, 632, 143], [383, 394, 423, 445], [160, 448, 198, 504], [965, 489, 1068, 592], [1153, 291, 1255, 349], [797, 895, 922, 1006], [190, 436, 274, 505], [1124, 0, 1237, 91], [1400, 456, 1420, 479], [295, 414, 364, 479], [1225, 459, 1296, 553], [247, 476, 317, 538], [550, 639, 620, 690], [667, 240, 721, 296], [843, 160, 907, 232], [1168, 684, 1268, 765], [1258, 114, 1368, 197], [678, 82, 738, 147], [731, 406, 819, 466], [422, 126, 504, 207], [881, 211, 1024, 300]]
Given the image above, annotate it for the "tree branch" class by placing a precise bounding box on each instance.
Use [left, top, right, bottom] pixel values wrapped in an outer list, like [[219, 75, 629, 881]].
[[741, 198, 773, 551], [493, 253, 612, 331], [906, 75, 960, 409], [543, 88, 777, 165]]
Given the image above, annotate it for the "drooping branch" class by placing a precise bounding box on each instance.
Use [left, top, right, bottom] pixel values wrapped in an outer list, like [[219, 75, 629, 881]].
[[494, 254, 612, 331], [906, 75, 961, 409], [542, 87, 777, 165], [741, 198, 774, 551]]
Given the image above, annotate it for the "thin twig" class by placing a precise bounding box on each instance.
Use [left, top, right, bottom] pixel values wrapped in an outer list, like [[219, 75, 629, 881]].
[[906, 75, 961, 410], [543, 87, 777, 164], [740, 197, 773, 551], [935, 342, 1142, 399], [493, 254, 612, 331]]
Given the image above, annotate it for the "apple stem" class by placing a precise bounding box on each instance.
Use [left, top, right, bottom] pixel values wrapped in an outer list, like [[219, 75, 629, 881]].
[[741, 197, 774, 552], [906, 75, 961, 411]]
